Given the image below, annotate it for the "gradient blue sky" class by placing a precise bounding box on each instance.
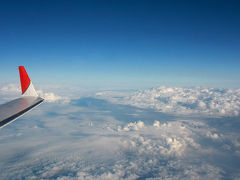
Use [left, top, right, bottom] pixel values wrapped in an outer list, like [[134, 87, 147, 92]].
[[0, 0, 239, 88]]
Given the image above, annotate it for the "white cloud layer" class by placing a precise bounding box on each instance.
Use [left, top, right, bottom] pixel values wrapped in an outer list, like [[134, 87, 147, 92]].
[[1, 86, 240, 179], [0, 83, 69, 103], [0, 83, 21, 93], [37, 90, 69, 103], [1, 116, 236, 179], [97, 86, 240, 117]]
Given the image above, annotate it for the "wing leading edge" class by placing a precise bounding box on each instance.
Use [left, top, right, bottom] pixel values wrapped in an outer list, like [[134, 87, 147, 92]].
[[0, 66, 44, 128]]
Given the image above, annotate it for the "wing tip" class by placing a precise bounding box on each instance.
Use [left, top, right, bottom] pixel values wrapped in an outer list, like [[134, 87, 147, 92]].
[[19, 66, 31, 94], [18, 66, 39, 97]]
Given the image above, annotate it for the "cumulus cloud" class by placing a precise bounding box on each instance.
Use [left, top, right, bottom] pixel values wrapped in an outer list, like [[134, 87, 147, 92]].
[[118, 121, 145, 131], [153, 120, 160, 128], [0, 83, 69, 104], [0, 83, 21, 93], [206, 132, 219, 140], [97, 86, 240, 117], [1, 87, 240, 179], [0, 116, 227, 179], [37, 90, 69, 103], [0, 83, 20, 103]]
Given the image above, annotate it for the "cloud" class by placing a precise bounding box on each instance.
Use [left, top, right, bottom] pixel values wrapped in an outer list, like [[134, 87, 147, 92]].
[[118, 121, 145, 131], [0, 83, 20, 103], [37, 90, 69, 103], [97, 86, 240, 117], [153, 120, 160, 128], [0, 117, 226, 179], [206, 132, 219, 140], [0, 83, 69, 104], [0, 83, 21, 93], [1, 88, 240, 179]]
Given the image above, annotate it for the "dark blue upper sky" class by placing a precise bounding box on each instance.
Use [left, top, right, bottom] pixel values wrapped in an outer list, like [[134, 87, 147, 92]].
[[0, 0, 239, 88]]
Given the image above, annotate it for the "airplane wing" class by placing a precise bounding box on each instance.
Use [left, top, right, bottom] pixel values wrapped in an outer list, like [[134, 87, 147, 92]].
[[0, 66, 44, 128]]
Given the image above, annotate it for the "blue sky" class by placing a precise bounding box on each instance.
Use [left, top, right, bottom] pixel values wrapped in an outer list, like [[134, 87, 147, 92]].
[[0, 0, 239, 88]]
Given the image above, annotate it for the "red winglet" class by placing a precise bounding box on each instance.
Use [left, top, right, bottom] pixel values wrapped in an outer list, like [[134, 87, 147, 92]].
[[19, 66, 31, 94]]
